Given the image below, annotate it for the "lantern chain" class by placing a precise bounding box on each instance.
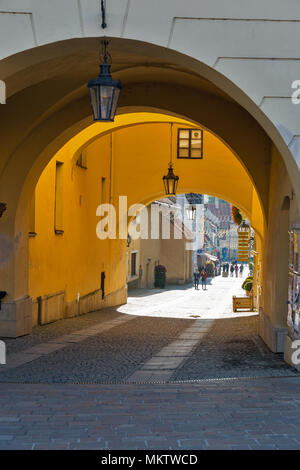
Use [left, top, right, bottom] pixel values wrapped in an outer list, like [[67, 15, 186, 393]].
[[101, 0, 107, 29], [99, 40, 112, 65], [169, 123, 173, 166]]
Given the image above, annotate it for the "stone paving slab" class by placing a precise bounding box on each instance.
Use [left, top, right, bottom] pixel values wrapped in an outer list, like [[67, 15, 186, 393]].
[[0, 377, 300, 450]]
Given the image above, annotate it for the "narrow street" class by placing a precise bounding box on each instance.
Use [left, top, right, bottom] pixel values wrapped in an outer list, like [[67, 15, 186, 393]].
[[119, 272, 253, 319]]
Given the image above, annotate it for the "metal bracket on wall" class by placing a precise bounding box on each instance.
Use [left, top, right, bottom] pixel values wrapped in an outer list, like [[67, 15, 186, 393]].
[[101, 0, 107, 29]]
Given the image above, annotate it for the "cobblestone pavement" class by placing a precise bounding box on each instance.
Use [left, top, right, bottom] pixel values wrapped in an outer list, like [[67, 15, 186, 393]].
[[0, 315, 191, 383], [172, 316, 297, 381], [0, 377, 300, 450], [0, 282, 300, 449], [0, 313, 297, 383], [0, 308, 123, 356]]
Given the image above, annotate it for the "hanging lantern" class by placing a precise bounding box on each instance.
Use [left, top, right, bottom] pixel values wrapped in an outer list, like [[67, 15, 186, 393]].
[[87, 40, 122, 122], [163, 164, 179, 195], [162, 123, 179, 195], [186, 204, 196, 221]]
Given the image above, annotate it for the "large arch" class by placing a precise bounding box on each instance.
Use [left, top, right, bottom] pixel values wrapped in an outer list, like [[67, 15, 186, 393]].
[[0, 37, 296, 356], [27, 114, 264, 323]]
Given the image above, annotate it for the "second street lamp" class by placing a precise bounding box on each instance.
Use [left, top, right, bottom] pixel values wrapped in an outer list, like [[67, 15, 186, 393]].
[[186, 204, 196, 221], [162, 164, 179, 195], [87, 40, 122, 122]]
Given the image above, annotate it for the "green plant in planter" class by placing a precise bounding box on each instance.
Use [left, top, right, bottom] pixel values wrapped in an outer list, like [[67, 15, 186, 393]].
[[242, 275, 253, 292]]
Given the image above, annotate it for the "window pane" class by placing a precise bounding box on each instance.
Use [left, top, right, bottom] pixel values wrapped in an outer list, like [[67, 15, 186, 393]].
[[191, 149, 202, 158], [191, 130, 201, 139], [179, 148, 189, 157], [179, 130, 189, 139], [179, 139, 189, 148], [191, 139, 201, 149]]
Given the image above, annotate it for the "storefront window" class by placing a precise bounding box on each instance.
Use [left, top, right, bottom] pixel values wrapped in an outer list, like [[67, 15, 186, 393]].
[[288, 231, 300, 336]]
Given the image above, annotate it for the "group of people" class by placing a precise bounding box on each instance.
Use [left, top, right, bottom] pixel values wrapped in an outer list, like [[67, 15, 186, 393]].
[[222, 262, 244, 277], [193, 268, 208, 290]]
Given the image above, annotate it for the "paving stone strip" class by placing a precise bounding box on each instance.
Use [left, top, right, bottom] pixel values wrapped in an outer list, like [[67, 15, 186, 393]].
[[0, 315, 137, 371], [127, 320, 215, 382]]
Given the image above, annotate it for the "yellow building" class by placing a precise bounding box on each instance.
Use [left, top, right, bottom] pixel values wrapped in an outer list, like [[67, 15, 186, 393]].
[[127, 199, 193, 289]]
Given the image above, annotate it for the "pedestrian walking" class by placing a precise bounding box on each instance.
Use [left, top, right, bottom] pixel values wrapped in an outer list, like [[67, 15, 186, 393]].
[[230, 264, 234, 277], [239, 264, 244, 277], [234, 264, 238, 278], [193, 269, 200, 290], [200, 268, 207, 290]]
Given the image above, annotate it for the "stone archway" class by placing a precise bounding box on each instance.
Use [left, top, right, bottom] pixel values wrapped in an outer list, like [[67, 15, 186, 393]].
[[0, 38, 297, 355]]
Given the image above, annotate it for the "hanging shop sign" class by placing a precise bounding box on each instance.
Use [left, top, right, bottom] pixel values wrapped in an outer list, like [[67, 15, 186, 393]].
[[237, 221, 250, 262]]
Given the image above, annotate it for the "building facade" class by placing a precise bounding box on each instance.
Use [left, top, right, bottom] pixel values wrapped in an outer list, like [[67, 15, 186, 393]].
[[127, 199, 193, 289]]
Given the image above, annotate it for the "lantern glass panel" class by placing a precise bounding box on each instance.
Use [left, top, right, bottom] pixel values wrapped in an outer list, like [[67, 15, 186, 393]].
[[173, 177, 179, 195], [100, 85, 114, 120], [89, 86, 99, 120], [111, 88, 121, 120]]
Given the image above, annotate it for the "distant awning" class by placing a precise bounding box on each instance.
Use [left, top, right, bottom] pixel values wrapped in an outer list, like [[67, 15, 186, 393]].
[[205, 252, 219, 262]]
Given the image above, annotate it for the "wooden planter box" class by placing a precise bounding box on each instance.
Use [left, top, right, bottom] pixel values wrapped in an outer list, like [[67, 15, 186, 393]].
[[233, 295, 253, 312]]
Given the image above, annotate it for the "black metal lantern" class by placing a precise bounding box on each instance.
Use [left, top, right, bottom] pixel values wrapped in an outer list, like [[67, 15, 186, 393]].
[[163, 164, 179, 196], [162, 123, 179, 195], [87, 40, 122, 122], [186, 204, 196, 221]]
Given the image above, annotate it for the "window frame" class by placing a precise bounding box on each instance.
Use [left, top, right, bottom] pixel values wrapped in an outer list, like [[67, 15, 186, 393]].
[[177, 128, 203, 160]]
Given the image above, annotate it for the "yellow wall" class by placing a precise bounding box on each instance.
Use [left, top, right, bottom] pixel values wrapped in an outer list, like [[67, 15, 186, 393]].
[[29, 134, 126, 304]]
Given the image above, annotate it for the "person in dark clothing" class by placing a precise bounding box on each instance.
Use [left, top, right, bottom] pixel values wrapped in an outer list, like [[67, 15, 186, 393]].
[[234, 264, 239, 278], [193, 270, 200, 290]]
